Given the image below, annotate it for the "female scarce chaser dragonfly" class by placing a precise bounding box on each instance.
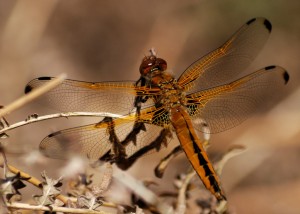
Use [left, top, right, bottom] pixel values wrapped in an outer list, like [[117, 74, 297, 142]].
[[25, 18, 289, 201]]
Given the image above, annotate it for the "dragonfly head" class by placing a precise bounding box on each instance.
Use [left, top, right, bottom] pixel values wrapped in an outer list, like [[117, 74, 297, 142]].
[[139, 55, 167, 76]]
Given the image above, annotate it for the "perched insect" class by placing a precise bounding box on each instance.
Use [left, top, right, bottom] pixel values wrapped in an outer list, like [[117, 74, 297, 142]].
[[25, 17, 289, 201]]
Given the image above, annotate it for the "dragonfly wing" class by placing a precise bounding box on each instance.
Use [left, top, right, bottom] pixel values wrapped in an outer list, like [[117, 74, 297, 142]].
[[187, 66, 289, 133], [177, 17, 272, 92], [25, 77, 155, 115], [40, 111, 173, 161]]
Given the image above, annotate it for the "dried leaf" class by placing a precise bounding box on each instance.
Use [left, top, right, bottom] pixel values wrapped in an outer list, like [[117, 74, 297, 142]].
[[33, 171, 63, 206], [0, 172, 29, 202], [76, 192, 103, 210]]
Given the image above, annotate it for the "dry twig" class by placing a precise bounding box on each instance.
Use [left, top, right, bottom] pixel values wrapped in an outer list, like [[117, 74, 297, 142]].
[[6, 202, 108, 213], [0, 73, 66, 118], [0, 111, 124, 135]]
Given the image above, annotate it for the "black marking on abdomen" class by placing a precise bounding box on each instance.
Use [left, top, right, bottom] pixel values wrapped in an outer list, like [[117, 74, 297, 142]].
[[192, 141, 208, 165], [208, 175, 222, 193], [202, 164, 213, 177]]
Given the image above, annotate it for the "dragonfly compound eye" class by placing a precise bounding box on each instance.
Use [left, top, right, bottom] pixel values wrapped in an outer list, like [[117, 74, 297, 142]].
[[139, 56, 167, 76]]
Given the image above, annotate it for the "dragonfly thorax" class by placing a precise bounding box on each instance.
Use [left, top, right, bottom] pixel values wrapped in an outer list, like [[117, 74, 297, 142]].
[[151, 72, 186, 109]]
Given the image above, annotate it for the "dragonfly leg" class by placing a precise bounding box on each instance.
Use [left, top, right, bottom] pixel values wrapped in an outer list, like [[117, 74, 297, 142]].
[[115, 128, 172, 170], [121, 121, 146, 146]]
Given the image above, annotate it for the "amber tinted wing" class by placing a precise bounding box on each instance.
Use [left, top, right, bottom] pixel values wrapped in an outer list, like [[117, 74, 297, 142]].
[[39, 108, 172, 161], [177, 17, 272, 92], [187, 66, 289, 133], [25, 77, 157, 115]]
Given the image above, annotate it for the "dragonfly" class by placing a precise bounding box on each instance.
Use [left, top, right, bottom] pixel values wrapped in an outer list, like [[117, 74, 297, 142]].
[[25, 17, 289, 201]]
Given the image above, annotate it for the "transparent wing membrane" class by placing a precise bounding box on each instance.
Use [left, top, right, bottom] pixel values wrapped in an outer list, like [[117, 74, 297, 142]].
[[25, 78, 156, 115], [187, 66, 289, 133], [178, 17, 272, 92], [40, 116, 170, 161]]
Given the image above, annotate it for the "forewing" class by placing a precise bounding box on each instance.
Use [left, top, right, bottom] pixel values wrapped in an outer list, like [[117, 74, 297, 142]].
[[187, 66, 289, 133], [177, 17, 272, 92], [25, 77, 156, 115]]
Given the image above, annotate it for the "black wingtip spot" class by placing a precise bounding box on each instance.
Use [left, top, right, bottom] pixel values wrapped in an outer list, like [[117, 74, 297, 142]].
[[283, 71, 289, 84], [265, 65, 276, 70], [48, 131, 61, 138], [38, 77, 52, 80], [246, 18, 256, 25], [263, 19, 272, 32], [24, 85, 33, 94]]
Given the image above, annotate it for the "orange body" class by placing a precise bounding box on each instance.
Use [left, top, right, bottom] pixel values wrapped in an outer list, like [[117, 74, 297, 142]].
[[170, 106, 226, 200], [145, 67, 226, 200]]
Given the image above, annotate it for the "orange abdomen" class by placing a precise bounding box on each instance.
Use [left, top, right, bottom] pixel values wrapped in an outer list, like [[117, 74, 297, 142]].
[[170, 107, 226, 201]]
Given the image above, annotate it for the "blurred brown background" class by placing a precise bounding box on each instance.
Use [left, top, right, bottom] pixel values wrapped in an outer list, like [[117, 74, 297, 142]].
[[1, 1, 300, 213]]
